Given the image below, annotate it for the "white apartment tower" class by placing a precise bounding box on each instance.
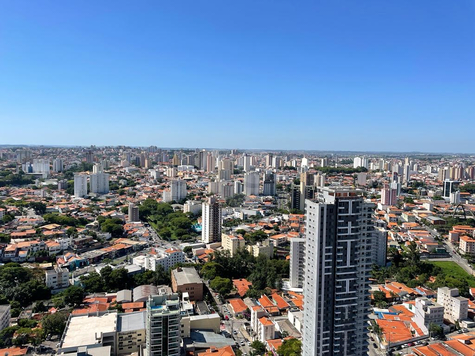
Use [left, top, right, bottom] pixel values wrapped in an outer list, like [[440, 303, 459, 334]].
[[170, 179, 187, 202], [202, 196, 222, 243], [146, 292, 181, 356], [73, 174, 88, 198], [90, 172, 110, 194], [243, 154, 252, 172], [244, 172, 260, 196], [302, 187, 373, 356]]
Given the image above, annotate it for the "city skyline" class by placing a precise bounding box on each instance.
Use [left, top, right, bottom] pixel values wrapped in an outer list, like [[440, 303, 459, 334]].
[[1, 1, 474, 152]]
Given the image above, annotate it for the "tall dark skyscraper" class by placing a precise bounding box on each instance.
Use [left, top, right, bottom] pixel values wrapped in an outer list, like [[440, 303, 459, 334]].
[[302, 187, 373, 356]]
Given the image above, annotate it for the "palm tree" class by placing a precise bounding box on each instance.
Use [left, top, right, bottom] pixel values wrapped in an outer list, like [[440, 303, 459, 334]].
[[371, 320, 384, 340]]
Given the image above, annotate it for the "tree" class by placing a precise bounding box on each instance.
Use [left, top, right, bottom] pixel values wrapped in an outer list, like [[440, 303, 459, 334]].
[[29, 202, 47, 215], [250, 340, 266, 355], [201, 262, 224, 280], [372, 291, 386, 305], [63, 285, 85, 306], [210, 277, 233, 296], [371, 321, 384, 339], [42, 312, 69, 336], [277, 338, 302, 356], [429, 323, 443, 339], [80, 272, 104, 293], [100, 266, 113, 289], [109, 268, 130, 291]]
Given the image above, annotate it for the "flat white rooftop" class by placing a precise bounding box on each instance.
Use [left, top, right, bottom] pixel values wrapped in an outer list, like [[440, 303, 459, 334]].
[[62, 313, 117, 349]]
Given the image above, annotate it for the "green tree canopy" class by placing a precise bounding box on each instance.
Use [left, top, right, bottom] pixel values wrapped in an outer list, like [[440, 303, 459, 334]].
[[277, 338, 302, 356], [210, 276, 233, 297]]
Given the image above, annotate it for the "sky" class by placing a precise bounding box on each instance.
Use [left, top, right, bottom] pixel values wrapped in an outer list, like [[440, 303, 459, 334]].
[[0, 1, 474, 152]]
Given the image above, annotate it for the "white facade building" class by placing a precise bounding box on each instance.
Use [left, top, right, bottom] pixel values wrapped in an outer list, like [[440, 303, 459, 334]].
[[73, 174, 88, 197], [244, 172, 260, 196], [437, 287, 468, 323], [133, 248, 185, 272], [45, 267, 70, 290], [183, 200, 202, 215], [256, 317, 275, 343], [412, 297, 444, 335], [163, 179, 187, 203], [90, 172, 110, 194], [146, 293, 181, 356]]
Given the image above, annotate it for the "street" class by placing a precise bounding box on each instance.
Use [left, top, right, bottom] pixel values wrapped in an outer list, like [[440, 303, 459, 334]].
[[426, 226, 474, 275]]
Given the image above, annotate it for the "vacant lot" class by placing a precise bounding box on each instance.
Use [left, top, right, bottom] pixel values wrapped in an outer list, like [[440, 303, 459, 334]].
[[429, 261, 475, 287]]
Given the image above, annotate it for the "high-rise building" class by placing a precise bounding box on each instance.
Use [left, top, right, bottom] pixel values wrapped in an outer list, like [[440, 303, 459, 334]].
[[218, 159, 233, 180], [198, 150, 207, 171], [93, 163, 103, 174], [74, 174, 88, 198], [32, 159, 50, 175], [202, 196, 222, 243], [265, 154, 273, 167], [163, 179, 187, 203], [353, 156, 368, 169], [90, 172, 110, 194], [128, 203, 140, 222], [262, 172, 276, 196], [438, 167, 449, 182], [290, 184, 302, 211], [85, 150, 94, 164], [52, 158, 63, 172], [302, 187, 373, 356], [234, 181, 243, 195], [372, 226, 388, 267], [243, 154, 252, 172], [443, 180, 460, 198], [244, 172, 259, 196], [16, 149, 31, 164], [289, 238, 305, 289], [300, 172, 315, 188], [381, 186, 397, 206], [146, 292, 181, 356], [206, 153, 216, 173]]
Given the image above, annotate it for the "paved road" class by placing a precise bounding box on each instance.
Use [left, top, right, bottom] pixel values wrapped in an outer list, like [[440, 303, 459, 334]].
[[425, 226, 475, 275]]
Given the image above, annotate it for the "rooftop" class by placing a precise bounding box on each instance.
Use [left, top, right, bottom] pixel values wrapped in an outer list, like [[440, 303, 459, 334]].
[[117, 311, 146, 332], [172, 267, 202, 285], [61, 313, 117, 349]]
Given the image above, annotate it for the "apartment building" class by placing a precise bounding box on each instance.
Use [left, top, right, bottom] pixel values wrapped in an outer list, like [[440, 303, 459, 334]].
[[437, 287, 468, 323]]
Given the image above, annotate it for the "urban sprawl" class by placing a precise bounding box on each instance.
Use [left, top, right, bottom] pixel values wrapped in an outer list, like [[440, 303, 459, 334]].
[[0, 146, 475, 356]]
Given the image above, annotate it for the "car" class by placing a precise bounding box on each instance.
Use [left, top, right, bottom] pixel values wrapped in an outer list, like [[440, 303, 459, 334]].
[[463, 328, 469, 332], [373, 343, 377, 349], [225, 315, 229, 320], [233, 330, 238, 334], [240, 341, 245, 346], [248, 341, 251, 346]]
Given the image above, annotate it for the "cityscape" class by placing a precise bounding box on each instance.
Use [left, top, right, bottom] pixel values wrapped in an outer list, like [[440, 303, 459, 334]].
[[1, 147, 475, 356], [1, 1, 474, 356]]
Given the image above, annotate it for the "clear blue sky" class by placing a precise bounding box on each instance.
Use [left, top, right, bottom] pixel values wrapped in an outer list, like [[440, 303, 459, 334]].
[[1, 1, 474, 152]]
